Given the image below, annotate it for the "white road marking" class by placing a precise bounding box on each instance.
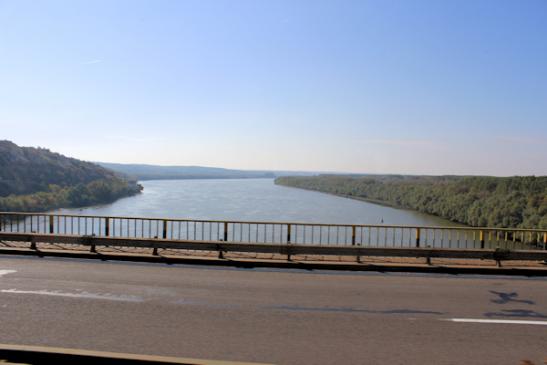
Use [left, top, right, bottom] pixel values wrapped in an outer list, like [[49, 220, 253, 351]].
[[0, 289, 143, 302], [446, 318, 547, 326], [0, 270, 17, 277]]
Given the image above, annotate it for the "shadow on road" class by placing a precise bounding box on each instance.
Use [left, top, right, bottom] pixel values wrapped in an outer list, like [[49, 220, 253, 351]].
[[489, 290, 535, 305]]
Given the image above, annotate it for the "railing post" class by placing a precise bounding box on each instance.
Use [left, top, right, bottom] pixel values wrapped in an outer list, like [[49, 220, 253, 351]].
[[544, 232, 547, 250], [415, 228, 420, 248], [287, 224, 291, 243], [480, 230, 485, 249], [351, 225, 356, 246], [356, 226, 362, 263], [162, 220, 167, 239], [219, 222, 228, 259], [286, 224, 292, 261], [104, 218, 110, 237], [49, 215, 54, 234]]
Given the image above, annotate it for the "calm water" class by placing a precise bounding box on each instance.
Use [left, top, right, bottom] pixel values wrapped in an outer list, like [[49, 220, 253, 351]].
[[56, 179, 457, 226]]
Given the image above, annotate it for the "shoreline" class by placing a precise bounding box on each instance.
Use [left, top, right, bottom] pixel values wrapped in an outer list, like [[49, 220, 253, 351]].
[[0, 181, 142, 214], [274, 181, 466, 227]]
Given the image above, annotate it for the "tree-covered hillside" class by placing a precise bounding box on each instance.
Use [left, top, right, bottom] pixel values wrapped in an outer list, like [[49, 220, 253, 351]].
[[0, 141, 142, 211], [275, 175, 547, 229]]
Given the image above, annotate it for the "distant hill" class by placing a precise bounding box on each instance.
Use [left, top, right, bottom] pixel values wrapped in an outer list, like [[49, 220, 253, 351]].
[[97, 162, 276, 180], [276, 175, 547, 229], [0, 141, 141, 211]]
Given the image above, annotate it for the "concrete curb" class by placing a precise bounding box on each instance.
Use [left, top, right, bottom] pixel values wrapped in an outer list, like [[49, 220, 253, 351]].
[[1, 246, 546, 276], [0, 344, 271, 365]]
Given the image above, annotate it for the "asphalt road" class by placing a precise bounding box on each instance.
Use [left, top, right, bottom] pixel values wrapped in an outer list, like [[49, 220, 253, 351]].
[[0, 256, 546, 365]]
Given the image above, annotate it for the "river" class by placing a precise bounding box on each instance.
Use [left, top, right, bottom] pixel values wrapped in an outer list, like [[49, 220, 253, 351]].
[[56, 179, 457, 226]]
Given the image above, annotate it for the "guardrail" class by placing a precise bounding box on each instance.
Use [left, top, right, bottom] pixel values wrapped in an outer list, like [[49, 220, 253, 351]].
[[1, 212, 546, 252], [1, 232, 547, 264]]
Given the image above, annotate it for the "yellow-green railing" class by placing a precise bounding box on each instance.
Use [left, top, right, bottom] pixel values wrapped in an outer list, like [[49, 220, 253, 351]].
[[0, 212, 546, 251]]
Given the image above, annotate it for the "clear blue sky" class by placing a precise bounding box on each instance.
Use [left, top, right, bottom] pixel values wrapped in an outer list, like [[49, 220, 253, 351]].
[[1, 0, 546, 175]]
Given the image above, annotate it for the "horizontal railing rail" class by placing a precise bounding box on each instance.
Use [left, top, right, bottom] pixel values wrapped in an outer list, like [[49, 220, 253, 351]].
[[2, 232, 547, 263], [0, 212, 546, 251], [1, 211, 546, 231]]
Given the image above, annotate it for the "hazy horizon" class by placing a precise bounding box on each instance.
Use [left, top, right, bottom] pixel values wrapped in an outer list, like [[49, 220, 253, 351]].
[[95, 160, 546, 178], [2, 140, 543, 177], [1, 1, 546, 175]]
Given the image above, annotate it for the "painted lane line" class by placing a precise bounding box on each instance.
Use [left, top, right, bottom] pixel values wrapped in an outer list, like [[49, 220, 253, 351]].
[[445, 318, 547, 326], [0, 289, 143, 302], [0, 270, 17, 277]]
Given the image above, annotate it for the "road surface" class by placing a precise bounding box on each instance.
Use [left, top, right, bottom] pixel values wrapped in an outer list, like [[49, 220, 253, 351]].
[[0, 256, 546, 364]]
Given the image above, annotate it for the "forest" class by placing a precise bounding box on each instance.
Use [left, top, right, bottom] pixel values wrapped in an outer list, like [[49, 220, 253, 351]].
[[0, 140, 141, 211], [275, 175, 547, 229]]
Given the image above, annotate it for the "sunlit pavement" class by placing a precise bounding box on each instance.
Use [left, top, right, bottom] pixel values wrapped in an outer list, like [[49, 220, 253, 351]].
[[0, 256, 546, 365]]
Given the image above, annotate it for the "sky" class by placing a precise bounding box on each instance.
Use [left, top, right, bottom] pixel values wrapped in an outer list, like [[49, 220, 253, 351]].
[[0, 0, 546, 176]]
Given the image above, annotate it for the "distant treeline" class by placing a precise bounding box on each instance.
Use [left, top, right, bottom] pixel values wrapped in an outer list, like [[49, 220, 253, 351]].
[[98, 162, 275, 180], [0, 140, 142, 212], [275, 175, 547, 229]]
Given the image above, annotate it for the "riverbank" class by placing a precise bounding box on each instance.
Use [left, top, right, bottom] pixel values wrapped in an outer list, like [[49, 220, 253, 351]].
[[275, 175, 547, 229], [0, 178, 142, 213], [276, 179, 465, 226]]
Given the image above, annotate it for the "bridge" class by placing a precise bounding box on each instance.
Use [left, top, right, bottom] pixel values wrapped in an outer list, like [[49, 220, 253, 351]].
[[1, 213, 547, 364], [1, 212, 546, 264]]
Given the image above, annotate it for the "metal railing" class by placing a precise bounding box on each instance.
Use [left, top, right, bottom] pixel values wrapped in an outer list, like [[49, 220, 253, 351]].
[[1, 212, 546, 251]]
